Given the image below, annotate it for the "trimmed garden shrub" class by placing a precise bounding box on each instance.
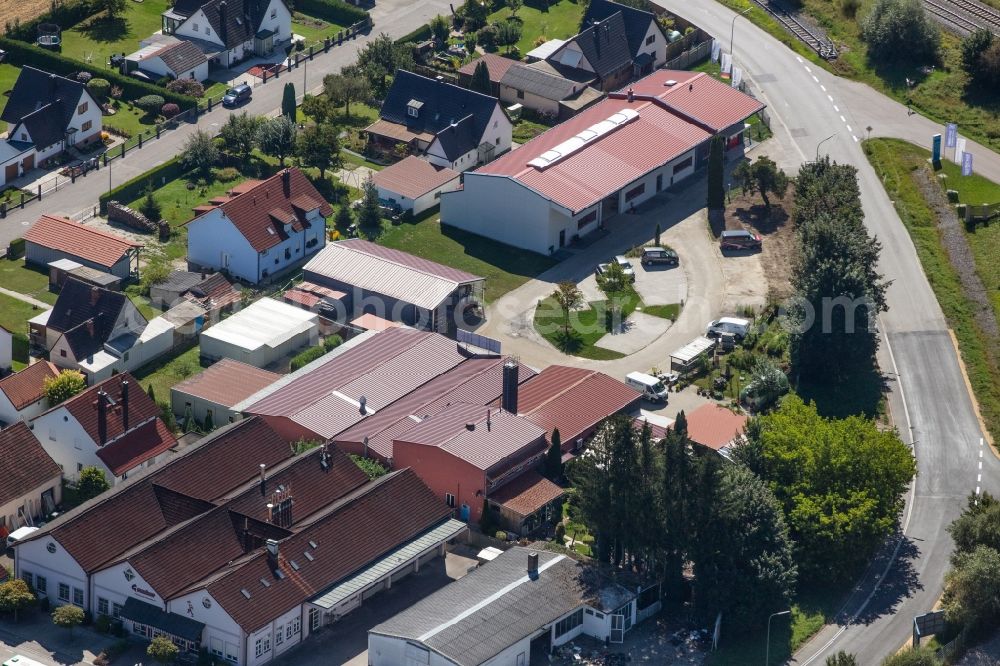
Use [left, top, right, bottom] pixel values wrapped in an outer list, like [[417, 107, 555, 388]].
[[76, 71, 92, 84], [88, 78, 111, 101], [136, 95, 166, 115], [7, 238, 25, 260], [166, 78, 205, 98], [290, 345, 327, 371], [161, 103, 181, 118]]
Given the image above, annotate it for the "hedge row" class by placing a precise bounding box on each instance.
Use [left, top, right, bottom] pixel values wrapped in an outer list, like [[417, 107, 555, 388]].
[[0, 37, 197, 110], [296, 0, 367, 28], [4, 0, 100, 42], [396, 23, 432, 45], [99, 155, 187, 214]]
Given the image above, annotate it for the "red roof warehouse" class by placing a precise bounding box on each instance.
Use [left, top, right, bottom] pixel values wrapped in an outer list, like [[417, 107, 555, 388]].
[[441, 69, 765, 255]]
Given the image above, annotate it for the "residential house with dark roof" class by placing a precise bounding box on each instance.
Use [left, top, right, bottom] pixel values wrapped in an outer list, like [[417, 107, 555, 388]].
[[580, 0, 669, 76], [158, 0, 292, 68], [498, 62, 604, 120], [442, 68, 765, 254], [24, 214, 142, 280], [0, 422, 62, 535], [0, 361, 60, 426], [366, 71, 512, 171], [456, 53, 518, 96], [28, 279, 176, 383], [370, 547, 660, 666], [28, 373, 177, 484], [185, 168, 331, 284], [14, 417, 466, 666], [0, 67, 103, 186], [302, 239, 484, 334], [126, 38, 210, 82]]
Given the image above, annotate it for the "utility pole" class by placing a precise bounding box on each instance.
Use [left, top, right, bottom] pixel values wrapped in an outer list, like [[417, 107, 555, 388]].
[[765, 610, 791, 666], [731, 7, 752, 61]]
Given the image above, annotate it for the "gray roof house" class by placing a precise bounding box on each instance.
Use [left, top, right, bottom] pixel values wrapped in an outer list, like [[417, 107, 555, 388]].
[[369, 547, 658, 666], [366, 71, 513, 172]]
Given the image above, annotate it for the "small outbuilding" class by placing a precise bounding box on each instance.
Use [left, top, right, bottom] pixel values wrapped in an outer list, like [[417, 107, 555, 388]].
[[669, 336, 716, 373], [199, 297, 319, 368], [47, 259, 122, 292], [685, 403, 748, 456], [371, 156, 461, 216], [0, 422, 62, 533], [24, 215, 141, 280], [171, 358, 280, 426]]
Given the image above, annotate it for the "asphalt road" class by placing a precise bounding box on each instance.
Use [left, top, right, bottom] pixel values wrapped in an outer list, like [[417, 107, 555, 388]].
[[649, 1, 998, 663], [0, 0, 454, 245]]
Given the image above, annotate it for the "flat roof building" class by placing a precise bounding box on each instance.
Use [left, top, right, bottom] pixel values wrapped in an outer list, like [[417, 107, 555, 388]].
[[199, 297, 319, 368]]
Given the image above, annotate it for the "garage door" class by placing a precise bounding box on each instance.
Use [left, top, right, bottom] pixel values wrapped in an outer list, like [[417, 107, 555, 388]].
[[21, 154, 33, 172], [4, 163, 17, 182]]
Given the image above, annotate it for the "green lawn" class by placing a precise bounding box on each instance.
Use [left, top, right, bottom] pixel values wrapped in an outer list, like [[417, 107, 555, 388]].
[[202, 81, 230, 100], [132, 344, 202, 414], [0, 292, 44, 365], [104, 101, 161, 140], [640, 303, 681, 320], [0, 63, 23, 133], [512, 118, 552, 144], [60, 0, 170, 66], [720, 0, 1000, 153], [0, 261, 56, 305], [863, 137, 1000, 444], [379, 215, 557, 302], [292, 11, 348, 45], [489, 0, 586, 57]]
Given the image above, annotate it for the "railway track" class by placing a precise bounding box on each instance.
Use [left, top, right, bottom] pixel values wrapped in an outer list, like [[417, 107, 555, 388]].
[[923, 0, 1000, 35], [751, 0, 838, 59]]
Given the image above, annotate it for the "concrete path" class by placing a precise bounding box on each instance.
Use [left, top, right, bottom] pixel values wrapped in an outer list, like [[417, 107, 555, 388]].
[[0, 286, 50, 309], [595, 311, 671, 355]]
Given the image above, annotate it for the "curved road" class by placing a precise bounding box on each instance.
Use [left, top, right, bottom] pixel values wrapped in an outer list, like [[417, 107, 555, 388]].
[[650, 1, 997, 663]]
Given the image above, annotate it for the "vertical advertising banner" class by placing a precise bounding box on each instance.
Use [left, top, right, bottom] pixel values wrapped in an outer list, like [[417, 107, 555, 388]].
[[932, 133, 942, 164], [962, 151, 973, 176], [955, 137, 967, 165], [945, 123, 957, 148]]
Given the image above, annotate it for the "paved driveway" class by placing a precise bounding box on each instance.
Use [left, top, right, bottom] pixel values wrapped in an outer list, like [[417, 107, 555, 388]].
[[271, 550, 477, 666]]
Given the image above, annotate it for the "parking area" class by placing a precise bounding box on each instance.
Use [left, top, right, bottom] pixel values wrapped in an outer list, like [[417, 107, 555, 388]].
[[272, 548, 478, 666]]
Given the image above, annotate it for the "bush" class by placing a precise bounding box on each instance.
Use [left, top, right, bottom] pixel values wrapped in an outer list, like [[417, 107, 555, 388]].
[[295, 0, 368, 26], [161, 103, 181, 118], [0, 37, 196, 110], [136, 94, 166, 115], [7, 237, 25, 259], [76, 71, 92, 84], [94, 614, 112, 633], [860, 0, 939, 64], [212, 166, 241, 182], [323, 334, 343, 350], [88, 78, 111, 101], [555, 522, 566, 542], [166, 78, 205, 98], [841, 0, 861, 18], [290, 344, 327, 371]]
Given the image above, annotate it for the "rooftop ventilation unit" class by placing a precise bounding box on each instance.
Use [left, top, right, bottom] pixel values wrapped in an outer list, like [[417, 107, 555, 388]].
[[528, 108, 640, 170], [664, 79, 678, 87]]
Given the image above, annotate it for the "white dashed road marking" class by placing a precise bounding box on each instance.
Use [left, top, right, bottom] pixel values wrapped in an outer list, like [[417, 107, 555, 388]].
[[821, 84, 827, 92], [840, 115, 846, 122]]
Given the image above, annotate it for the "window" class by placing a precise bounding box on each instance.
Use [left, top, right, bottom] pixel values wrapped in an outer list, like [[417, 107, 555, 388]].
[[77, 463, 83, 473], [275, 626, 284, 646], [59, 349, 66, 358], [82, 120, 92, 132], [289, 616, 301, 637], [211, 638, 224, 657], [73, 587, 84, 606], [35, 575, 46, 594], [192, 23, 199, 32], [58, 583, 69, 602], [672, 156, 693, 175], [271, 7, 277, 17], [98, 598, 109, 616], [205, 28, 210, 36], [646, 34, 655, 45], [445, 493, 455, 508], [20, 132, 26, 141], [78, 102, 88, 114], [624, 183, 645, 201], [225, 643, 238, 662], [123, 351, 129, 362], [112, 602, 122, 619], [576, 210, 597, 230], [516, 89, 524, 100], [254, 637, 268, 658], [407, 105, 419, 118], [554, 609, 583, 638], [309, 607, 321, 631]]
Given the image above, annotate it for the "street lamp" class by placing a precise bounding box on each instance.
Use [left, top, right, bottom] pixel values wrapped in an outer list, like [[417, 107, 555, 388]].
[[731, 7, 752, 59], [815, 132, 837, 161], [765, 610, 791, 666]]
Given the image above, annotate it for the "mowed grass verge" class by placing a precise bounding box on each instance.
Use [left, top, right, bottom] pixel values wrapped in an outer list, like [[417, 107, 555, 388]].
[[60, 0, 171, 67], [489, 0, 585, 56], [863, 137, 1000, 445]]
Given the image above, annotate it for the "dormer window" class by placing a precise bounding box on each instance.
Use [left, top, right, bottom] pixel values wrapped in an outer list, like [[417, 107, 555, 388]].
[[407, 99, 423, 118]]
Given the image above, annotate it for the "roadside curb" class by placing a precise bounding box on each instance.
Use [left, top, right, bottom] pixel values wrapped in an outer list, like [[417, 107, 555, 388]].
[[947, 328, 997, 456]]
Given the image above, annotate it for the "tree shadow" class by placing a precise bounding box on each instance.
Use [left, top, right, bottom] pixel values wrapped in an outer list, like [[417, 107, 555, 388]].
[[553, 330, 583, 353], [79, 16, 130, 43], [733, 201, 789, 235], [852, 537, 924, 625], [798, 362, 887, 419]]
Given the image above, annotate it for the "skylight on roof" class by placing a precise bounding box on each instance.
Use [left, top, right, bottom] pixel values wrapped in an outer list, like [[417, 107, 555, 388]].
[[290, 560, 300, 571], [304, 551, 315, 561], [241, 588, 251, 599], [275, 570, 285, 579], [309, 540, 318, 549], [528, 108, 640, 170], [259, 578, 270, 588], [266, 227, 276, 235]]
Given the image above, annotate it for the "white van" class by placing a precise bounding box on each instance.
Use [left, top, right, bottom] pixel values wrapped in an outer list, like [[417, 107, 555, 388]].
[[6, 526, 38, 549], [626, 372, 668, 403], [706, 317, 751, 340]]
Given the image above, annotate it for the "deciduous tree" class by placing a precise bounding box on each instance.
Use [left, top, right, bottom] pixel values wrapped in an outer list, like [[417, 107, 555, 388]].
[[295, 123, 341, 178], [430, 14, 451, 45], [256, 116, 297, 166], [735, 155, 788, 209], [323, 71, 370, 119], [495, 20, 522, 54], [0, 579, 35, 622], [507, 0, 523, 19], [948, 492, 1000, 557], [43, 370, 86, 405], [52, 604, 84, 635], [220, 112, 263, 163], [181, 130, 219, 178], [147, 635, 179, 664], [97, 0, 128, 20], [77, 466, 111, 503], [551, 281, 583, 340], [861, 0, 939, 65]]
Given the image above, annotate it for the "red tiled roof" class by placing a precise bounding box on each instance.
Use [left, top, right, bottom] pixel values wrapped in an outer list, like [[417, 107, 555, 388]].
[[685, 403, 748, 451], [189, 169, 332, 252], [489, 470, 564, 518], [206, 469, 451, 632], [57, 373, 162, 446], [395, 404, 546, 471], [351, 313, 401, 332], [516, 366, 641, 445], [96, 418, 177, 476], [458, 53, 518, 82], [283, 288, 322, 308], [171, 359, 280, 409], [23, 215, 141, 269], [0, 422, 60, 506], [372, 156, 459, 200], [0, 361, 59, 411], [626, 70, 766, 133]]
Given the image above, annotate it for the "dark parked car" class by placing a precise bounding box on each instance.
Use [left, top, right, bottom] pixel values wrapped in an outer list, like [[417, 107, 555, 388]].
[[223, 83, 252, 107], [641, 246, 679, 266], [720, 229, 762, 251]]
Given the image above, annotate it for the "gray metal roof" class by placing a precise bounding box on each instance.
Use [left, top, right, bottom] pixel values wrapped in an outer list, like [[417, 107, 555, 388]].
[[370, 547, 634, 666], [501, 63, 581, 101], [312, 519, 467, 609]]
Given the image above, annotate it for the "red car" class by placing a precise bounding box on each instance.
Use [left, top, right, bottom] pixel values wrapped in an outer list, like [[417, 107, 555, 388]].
[[720, 229, 762, 251]]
